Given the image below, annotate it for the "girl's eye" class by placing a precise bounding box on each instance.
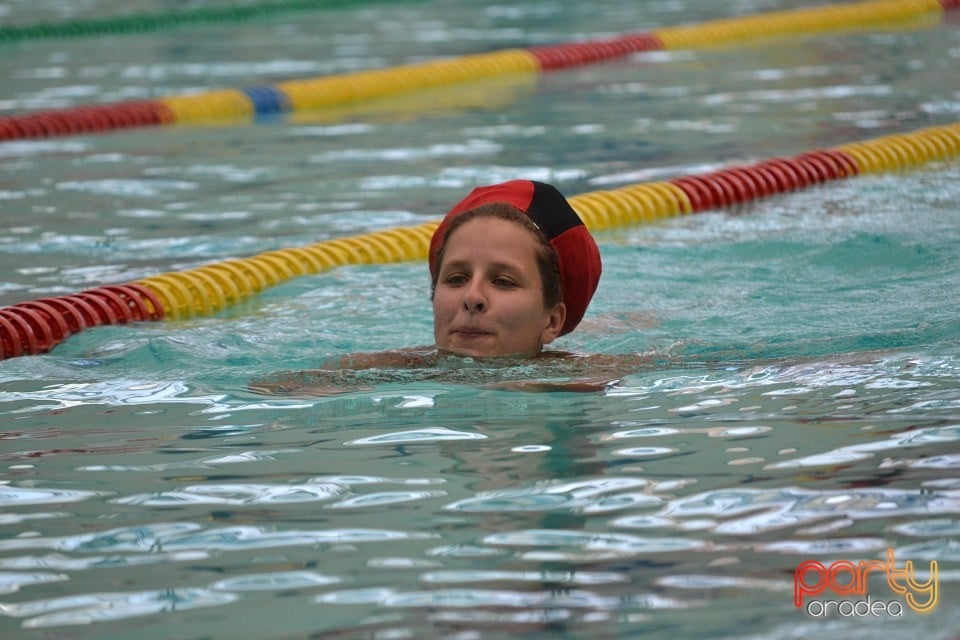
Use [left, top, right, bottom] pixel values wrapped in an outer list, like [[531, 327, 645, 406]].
[[493, 277, 517, 287], [444, 273, 468, 285]]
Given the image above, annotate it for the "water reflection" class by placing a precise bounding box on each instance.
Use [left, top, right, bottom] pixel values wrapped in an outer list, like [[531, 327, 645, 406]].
[[658, 486, 960, 535], [1, 586, 237, 628], [0, 522, 432, 554], [2, 349, 957, 635]]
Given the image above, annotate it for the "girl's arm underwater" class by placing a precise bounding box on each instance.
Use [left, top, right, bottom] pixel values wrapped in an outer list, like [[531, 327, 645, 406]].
[[249, 349, 657, 396]]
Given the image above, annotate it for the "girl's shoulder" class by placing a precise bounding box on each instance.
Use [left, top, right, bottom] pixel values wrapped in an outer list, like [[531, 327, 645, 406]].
[[251, 348, 659, 396], [332, 346, 440, 370]]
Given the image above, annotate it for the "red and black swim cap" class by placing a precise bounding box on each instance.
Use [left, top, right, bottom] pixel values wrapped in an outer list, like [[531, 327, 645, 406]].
[[428, 180, 602, 336]]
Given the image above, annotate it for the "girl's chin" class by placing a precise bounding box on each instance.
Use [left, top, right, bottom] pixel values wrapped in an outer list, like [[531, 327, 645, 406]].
[[438, 345, 489, 358]]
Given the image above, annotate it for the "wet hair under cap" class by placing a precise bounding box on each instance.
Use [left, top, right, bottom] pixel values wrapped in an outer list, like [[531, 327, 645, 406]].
[[428, 180, 602, 336]]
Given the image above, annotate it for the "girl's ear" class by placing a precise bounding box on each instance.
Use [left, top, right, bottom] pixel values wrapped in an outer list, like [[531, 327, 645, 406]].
[[540, 302, 567, 346]]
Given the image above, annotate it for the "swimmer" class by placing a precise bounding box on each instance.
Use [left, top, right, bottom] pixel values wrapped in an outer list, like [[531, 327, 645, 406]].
[[430, 179, 600, 357], [253, 180, 654, 394]]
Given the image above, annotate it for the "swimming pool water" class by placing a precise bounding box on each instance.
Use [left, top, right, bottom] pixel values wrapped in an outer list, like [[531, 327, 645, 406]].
[[1, 0, 959, 638]]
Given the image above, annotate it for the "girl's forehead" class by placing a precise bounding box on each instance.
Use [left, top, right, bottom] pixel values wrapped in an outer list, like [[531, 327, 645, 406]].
[[441, 217, 541, 262]]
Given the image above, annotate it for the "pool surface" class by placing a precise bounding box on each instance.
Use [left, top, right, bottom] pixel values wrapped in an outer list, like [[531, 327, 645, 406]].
[[1, 0, 959, 638]]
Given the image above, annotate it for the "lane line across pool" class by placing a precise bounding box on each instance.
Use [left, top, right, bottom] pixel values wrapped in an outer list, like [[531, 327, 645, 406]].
[[0, 0, 956, 141]]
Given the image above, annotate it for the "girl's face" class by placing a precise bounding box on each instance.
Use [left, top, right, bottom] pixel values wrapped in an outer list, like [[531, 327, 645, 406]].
[[432, 216, 566, 358]]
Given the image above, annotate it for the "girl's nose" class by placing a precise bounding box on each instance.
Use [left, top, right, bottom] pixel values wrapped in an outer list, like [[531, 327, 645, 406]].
[[462, 281, 486, 313], [464, 298, 485, 312]]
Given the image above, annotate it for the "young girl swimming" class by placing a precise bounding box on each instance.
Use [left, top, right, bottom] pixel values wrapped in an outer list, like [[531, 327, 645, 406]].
[[254, 180, 653, 394], [430, 179, 600, 358]]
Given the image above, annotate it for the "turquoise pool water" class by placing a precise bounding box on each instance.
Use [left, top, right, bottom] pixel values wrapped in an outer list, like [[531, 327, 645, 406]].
[[1, 1, 959, 638]]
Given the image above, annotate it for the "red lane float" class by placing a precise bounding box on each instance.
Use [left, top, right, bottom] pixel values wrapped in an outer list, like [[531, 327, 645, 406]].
[[0, 101, 174, 141], [667, 149, 862, 212], [528, 33, 664, 70], [0, 285, 164, 359]]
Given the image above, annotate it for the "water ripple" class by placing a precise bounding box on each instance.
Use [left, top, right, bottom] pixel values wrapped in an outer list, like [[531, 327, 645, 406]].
[[0, 140, 88, 158], [0, 551, 209, 571], [56, 178, 197, 198], [612, 446, 680, 459], [655, 574, 791, 591], [483, 529, 705, 558], [115, 482, 345, 506], [426, 545, 505, 558], [210, 571, 339, 591], [0, 570, 67, 595], [310, 139, 500, 163], [0, 485, 102, 507], [155, 526, 434, 551], [605, 426, 680, 438], [1, 587, 237, 628], [891, 518, 960, 537], [445, 477, 659, 513], [894, 539, 960, 562], [880, 454, 960, 470], [0, 380, 227, 410], [0, 522, 432, 553], [420, 569, 628, 585], [607, 356, 944, 399], [0, 512, 66, 525], [329, 490, 446, 508], [759, 537, 888, 555], [80, 449, 304, 472], [658, 486, 960, 535], [0, 523, 199, 553], [765, 424, 960, 469], [316, 587, 688, 610], [309, 475, 445, 487], [346, 427, 487, 445], [427, 608, 572, 625]]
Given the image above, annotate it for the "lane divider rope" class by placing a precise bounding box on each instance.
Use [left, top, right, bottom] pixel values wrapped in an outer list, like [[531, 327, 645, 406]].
[[0, 0, 956, 141], [1, 121, 956, 359]]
